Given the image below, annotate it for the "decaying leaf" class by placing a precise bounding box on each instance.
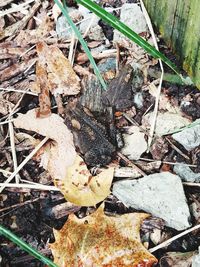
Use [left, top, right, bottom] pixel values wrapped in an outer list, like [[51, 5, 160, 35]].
[[50, 205, 157, 266], [35, 61, 51, 118], [14, 109, 76, 180], [36, 41, 81, 95], [14, 109, 113, 206], [55, 155, 114, 206], [15, 16, 54, 47], [0, 99, 14, 115]]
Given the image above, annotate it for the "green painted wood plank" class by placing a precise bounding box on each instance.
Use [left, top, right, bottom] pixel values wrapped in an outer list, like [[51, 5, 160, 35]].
[[144, 0, 200, 88]]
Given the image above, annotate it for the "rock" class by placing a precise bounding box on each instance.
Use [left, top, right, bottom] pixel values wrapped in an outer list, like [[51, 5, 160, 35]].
[[79, 13, 105, 41], [98, 58, 116, 81], [121, 126, 147, 160], [173, 164, 200, 182], [142, 112, 191, 136], [56, 9, 105, 41], [172, 119, 200, 151], [56, 15, 71, 39], [190, 202, 200, 222], [113, 172, 191, 230], [134, 92, 144, 109], [114, 3, 148, 44], [98, 58, 116, 75], [192, 247, 200, 267], [56, 8, 81, 39]]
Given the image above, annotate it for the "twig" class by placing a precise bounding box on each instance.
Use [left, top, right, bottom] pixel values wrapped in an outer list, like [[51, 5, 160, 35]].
[[0, 137, 49, 193], [0, 119, 15, 125], [183, 182, 200, 187], [139, 158, 197, 168], [0, 169, 12, 177], [140, 0, 164, 149], [149, 224, 200, 253], [0, 183, 59, 191], [0, 197, 40, 213], [117, 152, 146, 176], [76, 49, 118, 63], [0, 0, 35, 17], [0, 87, 38, 96], [68, 32, 76, 65], [8, 118, 20, 183], [165, 137, 190, 161], [0, 0, 14, 8]]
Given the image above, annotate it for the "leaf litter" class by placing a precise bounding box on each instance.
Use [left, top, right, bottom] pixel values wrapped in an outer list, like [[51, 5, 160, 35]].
[[0, 0, 200, 266]]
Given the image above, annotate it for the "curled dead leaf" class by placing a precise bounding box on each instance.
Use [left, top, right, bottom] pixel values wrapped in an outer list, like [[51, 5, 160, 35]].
[[50, 205, 157, 266], [14, 110, 113, 206], [55, 155, 114, 206], [14, 109, 76, 180]]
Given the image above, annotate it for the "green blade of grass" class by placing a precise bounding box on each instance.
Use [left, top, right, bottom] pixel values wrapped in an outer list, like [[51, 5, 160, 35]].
[[0, 225, 58, 267], [54, 0, 107, 90], [76, 0, 180, 75]]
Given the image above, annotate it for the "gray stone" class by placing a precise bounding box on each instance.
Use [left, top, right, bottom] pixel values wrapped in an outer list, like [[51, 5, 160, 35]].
[[121, 126, 147, 160], [56, 8, 81, 39], [98, 58, 116, 74], [56, 15, 72, 39], [173, 164, 200, 183], [114, 3, 148, 43], [142, 112, 191, 136], [172, 120, 200, 151], [113, 172, 191, 230], [192, 247, 200, 267], [80, 13, 105, 40]]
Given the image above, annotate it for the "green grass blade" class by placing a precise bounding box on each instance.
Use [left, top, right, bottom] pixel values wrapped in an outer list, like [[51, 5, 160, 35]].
[[0, 225, 58, 267], [54, 0, 107, 90], [76, 0, 180, 75]]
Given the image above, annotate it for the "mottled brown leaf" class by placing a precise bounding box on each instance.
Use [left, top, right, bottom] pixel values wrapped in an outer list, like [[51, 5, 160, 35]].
[[51, 205, 157, 266], [36, 42, 80, 95]]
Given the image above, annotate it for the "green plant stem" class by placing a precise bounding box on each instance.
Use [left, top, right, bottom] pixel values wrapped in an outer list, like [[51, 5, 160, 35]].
[[0, 225, 58, 267], [75, 0, 180, 76], [54, 0, 107, 90]]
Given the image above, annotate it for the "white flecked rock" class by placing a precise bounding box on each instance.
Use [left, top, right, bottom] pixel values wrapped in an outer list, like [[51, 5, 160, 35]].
[[121, 126, 147, 160], [172, 119, 200, 151], [192, 247, 200, 267], [114, 3, 148, 43], [142, 112, 191, 136], [173, 164, 200, 182], [113, 172, 191, 230]]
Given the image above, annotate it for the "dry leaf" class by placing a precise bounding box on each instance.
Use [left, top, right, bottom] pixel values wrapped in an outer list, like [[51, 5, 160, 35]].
[[0, 99, 14, 115], [14, 109, 76, 180], [55, 155, 114, 206], [15, 16, 53, 47], [14, 110, 113, 206], [51, 205, 157, 266], [35, 61, 51, 118], [36, 41, 80, 95]]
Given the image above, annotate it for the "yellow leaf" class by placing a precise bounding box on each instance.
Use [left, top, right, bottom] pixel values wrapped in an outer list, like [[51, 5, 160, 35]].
[[55, 155, 114, 206], [50, 205, 157, 266]]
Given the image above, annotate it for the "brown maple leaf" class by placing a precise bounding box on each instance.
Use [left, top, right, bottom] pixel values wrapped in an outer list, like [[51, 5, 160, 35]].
[[50, 205, 157, 267]]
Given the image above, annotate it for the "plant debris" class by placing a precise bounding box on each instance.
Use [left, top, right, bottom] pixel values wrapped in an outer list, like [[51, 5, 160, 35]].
[[0, 0, 200, 266], [51, 205, 157, 266]]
